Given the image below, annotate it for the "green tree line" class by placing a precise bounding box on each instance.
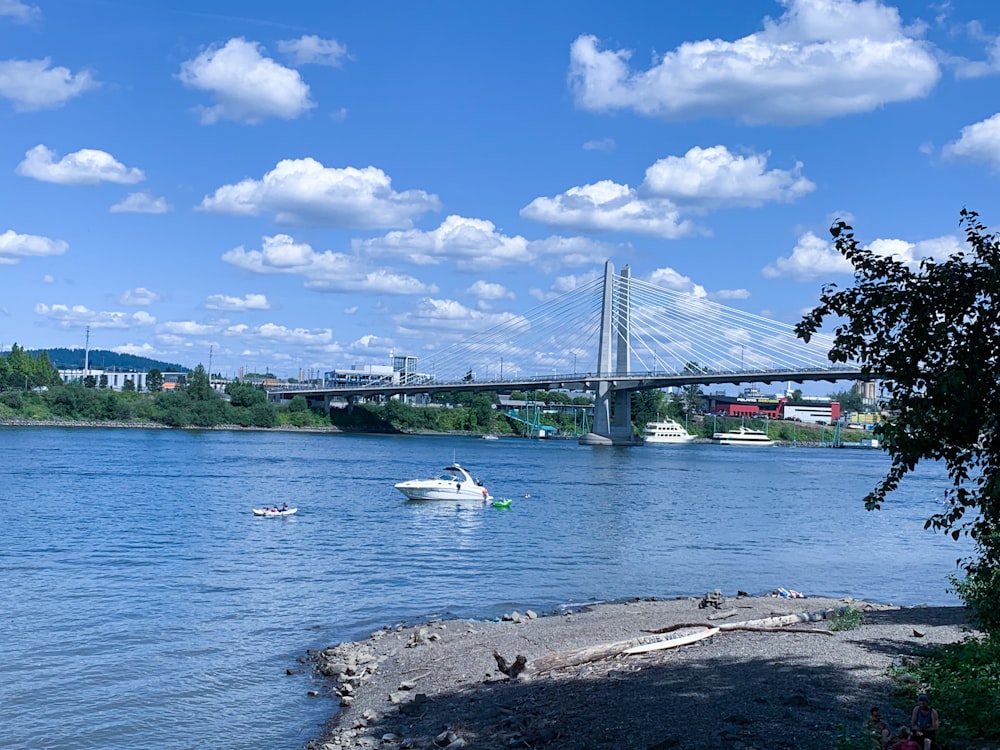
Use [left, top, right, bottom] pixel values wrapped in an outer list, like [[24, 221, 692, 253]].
[[0, 351, 326, 429]]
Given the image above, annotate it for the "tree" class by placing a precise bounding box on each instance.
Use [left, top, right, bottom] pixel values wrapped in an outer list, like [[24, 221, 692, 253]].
[[679, 362, 706, 419], [828, 389, 863, 413], [147, 368, 163, 392], [186, 364, 214, 402], [631, 389, 668, 428], [795, 210, 1000, 630], [226, 380, 266, 407]]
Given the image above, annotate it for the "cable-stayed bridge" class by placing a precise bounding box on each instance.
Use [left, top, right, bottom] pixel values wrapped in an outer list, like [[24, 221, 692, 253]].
[[272, 261, 863, 445]]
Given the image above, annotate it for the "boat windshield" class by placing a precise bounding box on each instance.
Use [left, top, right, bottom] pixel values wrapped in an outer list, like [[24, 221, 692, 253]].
[[439, 473, 458, 481]]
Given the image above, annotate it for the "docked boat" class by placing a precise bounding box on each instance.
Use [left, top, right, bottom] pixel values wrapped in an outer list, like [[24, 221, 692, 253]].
[[643, 418, 695, 444], [711, 426, 775, 446], [252, 506, 298, 517], [394, 463, 492, 502]]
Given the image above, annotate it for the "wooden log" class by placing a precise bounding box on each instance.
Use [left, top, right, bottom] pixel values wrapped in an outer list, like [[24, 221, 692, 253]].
[[623, 626, 719, 655], [717, 607, 841, 631], [643, 622, 721, 635], [722, 625, 834, 636], [522, 632, 693, 676]]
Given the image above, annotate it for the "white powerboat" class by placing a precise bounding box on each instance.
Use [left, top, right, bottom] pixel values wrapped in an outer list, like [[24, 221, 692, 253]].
[[643, 419, 695, 444], [394, 463, 492, 501], [711, 426, 775, 446]]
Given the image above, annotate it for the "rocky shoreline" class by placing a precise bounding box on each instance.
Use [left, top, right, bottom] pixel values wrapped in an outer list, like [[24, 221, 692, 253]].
[[304, 595, 974, 750]]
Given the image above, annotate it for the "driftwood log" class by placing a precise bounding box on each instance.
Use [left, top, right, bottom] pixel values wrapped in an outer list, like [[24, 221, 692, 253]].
[[497, 606, 848, 678]]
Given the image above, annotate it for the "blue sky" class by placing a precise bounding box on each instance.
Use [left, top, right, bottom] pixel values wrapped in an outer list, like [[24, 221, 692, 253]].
[[2, 0, 1000, 381]]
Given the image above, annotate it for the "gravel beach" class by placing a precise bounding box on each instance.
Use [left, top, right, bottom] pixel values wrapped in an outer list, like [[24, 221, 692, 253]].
[[306, 595, 974, 750]]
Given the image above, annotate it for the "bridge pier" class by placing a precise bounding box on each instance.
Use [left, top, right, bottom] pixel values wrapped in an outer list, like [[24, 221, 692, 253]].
[[579, 262, 642, 446]]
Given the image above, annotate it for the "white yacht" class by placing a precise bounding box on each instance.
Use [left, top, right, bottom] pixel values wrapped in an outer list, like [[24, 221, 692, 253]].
[[711, 426, 775, 446], [394, 463, 492, 501], [643, 418, 695, 444]]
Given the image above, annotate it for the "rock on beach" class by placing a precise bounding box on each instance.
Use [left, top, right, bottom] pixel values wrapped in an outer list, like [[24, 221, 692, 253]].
[[305, 595, 972, 750]]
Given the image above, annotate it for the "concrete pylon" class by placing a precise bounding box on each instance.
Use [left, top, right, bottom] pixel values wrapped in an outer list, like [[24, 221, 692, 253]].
[[579, 262, 640, 446]]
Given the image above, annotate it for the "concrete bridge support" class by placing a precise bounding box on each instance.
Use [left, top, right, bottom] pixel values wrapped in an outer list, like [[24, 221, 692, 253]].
[[579, 262, 641, 446]]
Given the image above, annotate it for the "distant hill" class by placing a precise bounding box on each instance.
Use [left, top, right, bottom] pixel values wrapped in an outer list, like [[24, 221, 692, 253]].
[[33, 348, 191, 373]]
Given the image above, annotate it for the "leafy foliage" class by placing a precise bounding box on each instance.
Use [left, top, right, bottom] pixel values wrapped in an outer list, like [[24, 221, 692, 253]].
[[828, 607, 865, 631], [0, 343, 61, 390], [892, 636, 1000, 743], [796, 210, 1000, 631]]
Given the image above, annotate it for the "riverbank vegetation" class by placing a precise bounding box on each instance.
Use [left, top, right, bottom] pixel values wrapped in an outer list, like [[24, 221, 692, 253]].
[[797, 210, 1000, 748], [0, 348, 328, 429], [1, 344, 866, 443]]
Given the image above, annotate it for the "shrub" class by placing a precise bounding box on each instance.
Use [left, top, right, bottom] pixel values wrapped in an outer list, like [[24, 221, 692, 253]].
[[892, 635, 1000, 743], [829, 607, 866, 631]]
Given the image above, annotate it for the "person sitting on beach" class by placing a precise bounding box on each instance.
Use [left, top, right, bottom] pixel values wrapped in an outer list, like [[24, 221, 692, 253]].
[[891, 726, 920, 750], [911, 694, 939, 749], [867, 706, 891, 750]]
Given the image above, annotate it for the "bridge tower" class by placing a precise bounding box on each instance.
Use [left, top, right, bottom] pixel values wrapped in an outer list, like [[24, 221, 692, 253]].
[[579, 261, 642, 446]]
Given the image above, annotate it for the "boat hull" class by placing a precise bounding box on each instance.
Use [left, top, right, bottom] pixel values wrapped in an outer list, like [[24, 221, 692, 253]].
[[394, 482, 491, 502], [252, 508, 298, 517], [394, 463, 492, 502]]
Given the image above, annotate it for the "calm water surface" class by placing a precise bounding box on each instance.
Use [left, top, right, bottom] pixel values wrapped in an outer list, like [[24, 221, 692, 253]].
[[2, 427, 968, 749]]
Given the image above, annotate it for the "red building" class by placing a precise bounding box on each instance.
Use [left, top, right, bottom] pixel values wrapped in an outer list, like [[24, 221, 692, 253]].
[[702, 394, 840, 423]]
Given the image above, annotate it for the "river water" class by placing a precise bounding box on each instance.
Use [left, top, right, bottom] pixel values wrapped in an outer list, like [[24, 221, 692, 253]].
[[2, 427, 969, 749]]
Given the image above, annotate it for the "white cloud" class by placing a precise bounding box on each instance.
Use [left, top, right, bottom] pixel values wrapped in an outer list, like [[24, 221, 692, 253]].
[[528, 271, 602, 302], [356, 215, 531, 270], [583, 138, 615, 152], [643, 146, 814, 206], [258, 323, 332, 344], [0, 0, 40, 24], [762, 231, 853, 279], [0, 229, 67, 263], [160, 320, 217, 336], [35, 303, 155, 328], [200, 157, 439, 228], [394, 298, 516, 334], [277, 35, 350, 66], [178, 37, 314, 124], [110, 192, 170, 214], [712, 288, 752, 301], [568, 0, 940, 125], [222, 234, 438, 295], [952, 36, 1000, 79], [224, 322, 333, 345], [0, 58, 96, 111], [942, 113, 1000, 170], [16, 144, 144, 185], [762, 230, 960, 280], [521, 179, 696, 238], [646, 267, 708, 298], [205, 293, 270, 311], [467, 280, 514, 300], [120, 287, 159, 306], [523, 146, 814, 237]]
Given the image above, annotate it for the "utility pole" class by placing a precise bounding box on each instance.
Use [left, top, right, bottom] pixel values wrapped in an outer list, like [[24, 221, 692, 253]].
[[84, 325, 90, 380], [208, 345, 213, 380]]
